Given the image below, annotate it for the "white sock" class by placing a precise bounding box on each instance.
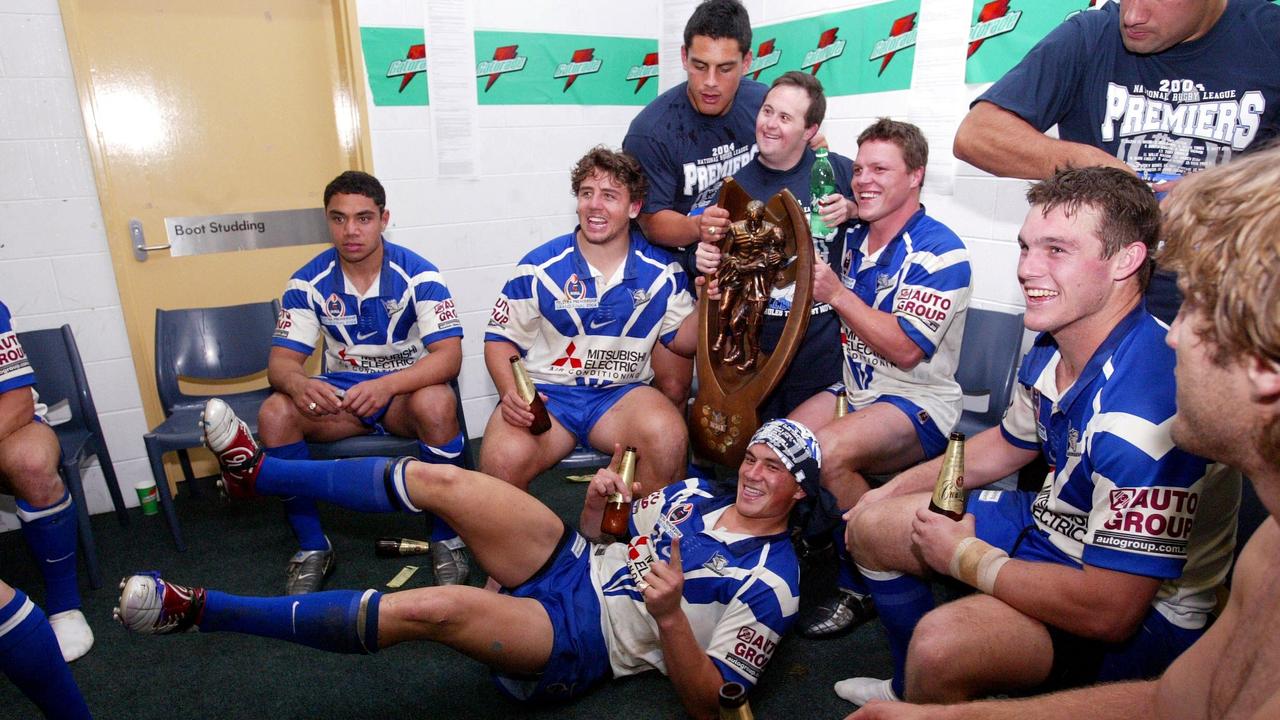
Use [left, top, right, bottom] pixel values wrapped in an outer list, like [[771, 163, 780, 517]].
[[49, 609, 94, 662]]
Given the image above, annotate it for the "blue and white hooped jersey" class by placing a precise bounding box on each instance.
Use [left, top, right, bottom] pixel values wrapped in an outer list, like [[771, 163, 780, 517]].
[[1000, 306, 1240, 630], [588, 479, 800, 687], [838, 209, 971, 433], [272, 240, 462, 380], [0, 300, 45, 418], [485, 230, 694, 387]]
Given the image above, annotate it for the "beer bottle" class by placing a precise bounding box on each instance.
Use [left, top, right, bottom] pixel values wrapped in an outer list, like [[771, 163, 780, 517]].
[[375, 537, 431, 558], [509, 355, 552, 435], [928, 431, 966, 521], [718, 681, 755, 720], [835, 392, 849, 419], [809, 147, 837, 236], [600, 446, 638, 540]]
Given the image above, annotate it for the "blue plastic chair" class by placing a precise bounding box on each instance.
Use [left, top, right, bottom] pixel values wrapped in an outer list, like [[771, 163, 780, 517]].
[[18, 325, 128, 589], [954, 308, 1025, 438], [143, 301, 277, 550]]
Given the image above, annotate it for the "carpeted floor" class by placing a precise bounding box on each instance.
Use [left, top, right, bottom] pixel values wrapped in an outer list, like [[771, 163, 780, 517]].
[[0, 463, 898, 720]]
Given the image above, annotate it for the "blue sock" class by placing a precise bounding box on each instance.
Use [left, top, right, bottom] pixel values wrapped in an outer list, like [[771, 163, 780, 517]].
[[0, 590, 91, 719], [833, 518, 869, 596], [257, 455, 416, 513], [860, 565, 934, 698], [17, 492, 79, 615], [198, 588, 381, 655], [418, 438, 462, 544], [267, 441, 329, 551]]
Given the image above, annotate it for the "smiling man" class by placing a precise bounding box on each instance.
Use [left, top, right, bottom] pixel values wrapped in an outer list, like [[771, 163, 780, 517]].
[[117, 414, 818, 719], [953, 0, 1280, 324], [836, 166, 1239, 708], [480, 147, 697, 495], [258, 170, 467, 591]]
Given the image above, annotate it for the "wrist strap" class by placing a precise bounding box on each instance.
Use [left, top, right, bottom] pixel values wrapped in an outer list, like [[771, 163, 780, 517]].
[[949, 537, 1010, 595]]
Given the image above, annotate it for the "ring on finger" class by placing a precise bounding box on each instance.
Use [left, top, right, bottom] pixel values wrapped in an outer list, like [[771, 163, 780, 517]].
[[308, 401, 318, 411]]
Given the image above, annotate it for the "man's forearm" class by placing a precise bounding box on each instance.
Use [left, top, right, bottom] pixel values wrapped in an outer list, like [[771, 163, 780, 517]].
[[655, 613, 723, 720], [267, 349, 312, 397], [954, 102, 1132, 180], [638, 210, 699, 249], [483, 340, 521, 398]]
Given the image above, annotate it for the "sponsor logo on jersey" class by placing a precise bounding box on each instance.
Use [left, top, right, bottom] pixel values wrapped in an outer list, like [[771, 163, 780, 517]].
[[0, 331, 30, 379], [335, 345, 418, 373], [869, 13, 917, 76], [626, 52, 659, 94], [1096, 486, 1197, 555], [489, 297, 510, 327], [386, 43, 427, 92], [751, 38, 781, 80], [801, 28, 844, 76], [626, 535, 657, 590], [967, 1, 1021, 60], [1031, 485, 1088, 542], [325, 293, 346, 318], [273, 310, 293, 339], [550, 341, 584, 370], [554, 48, 602, 92], [895, 286, 952, 332], [477, 45, 527, 92], [727, 626, 775, 679], [434, 297, 459, 327]]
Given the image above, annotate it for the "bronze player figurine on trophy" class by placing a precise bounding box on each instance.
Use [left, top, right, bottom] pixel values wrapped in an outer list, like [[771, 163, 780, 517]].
[[691, 179, 813, 467], [711, 200, 788, 372]]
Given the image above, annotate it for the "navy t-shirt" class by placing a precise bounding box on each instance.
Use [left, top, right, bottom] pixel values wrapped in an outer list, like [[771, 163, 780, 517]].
[[725, 148, 854, 418], [978, 0, 1280, 176]]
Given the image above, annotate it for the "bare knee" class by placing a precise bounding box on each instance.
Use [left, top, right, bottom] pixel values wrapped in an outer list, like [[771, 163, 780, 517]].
[[258, 393, 303, 445], [408, 385, 459, 445], [847, 502, 892, 568], [403, 461, 466, 508], [904, 609, 967, 701], [379, 587, 468, 644], [0, 434, 63, 506]]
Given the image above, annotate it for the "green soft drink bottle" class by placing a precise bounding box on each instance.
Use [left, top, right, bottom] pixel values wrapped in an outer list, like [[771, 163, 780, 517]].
[[809, 147, 837, 236]]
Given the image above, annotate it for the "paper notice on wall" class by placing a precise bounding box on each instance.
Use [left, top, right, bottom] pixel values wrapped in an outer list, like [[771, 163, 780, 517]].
[[427, 0, 478, 177]]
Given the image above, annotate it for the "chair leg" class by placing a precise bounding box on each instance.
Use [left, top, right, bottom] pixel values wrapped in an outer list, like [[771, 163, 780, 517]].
[[92, 438, 130, 526], [144, 437, 186, 552], [59, 461, 103, 590], [177, 449, 203, 498]]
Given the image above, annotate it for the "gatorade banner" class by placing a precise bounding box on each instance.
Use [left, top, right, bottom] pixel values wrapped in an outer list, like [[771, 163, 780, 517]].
[[474, 31, 658, 105], [748, 0, 921, 97], [965, 1, 1102, 84], [360, 27, 429, 106]]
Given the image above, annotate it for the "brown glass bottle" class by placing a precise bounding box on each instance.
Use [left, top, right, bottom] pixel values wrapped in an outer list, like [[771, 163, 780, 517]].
[[718, 681, 755, 720], [928, 431, 966, 521], [375, 537, 431, 558], [509, 355, 552, 435], [600, 446, 638, 539]]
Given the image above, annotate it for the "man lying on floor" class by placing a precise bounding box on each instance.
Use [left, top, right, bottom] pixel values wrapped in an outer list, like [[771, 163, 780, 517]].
[[114, 399, 817, 719]]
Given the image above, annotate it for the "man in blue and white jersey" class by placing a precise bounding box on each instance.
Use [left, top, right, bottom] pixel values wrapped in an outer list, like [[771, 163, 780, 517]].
[[260, 171, 467, 591], [116, 411, 818, 719], [794, 119, 972, 639], [694, 71, 855, 422], [838, 167, 1240, 708], [482, 147, 697, 495], [0, 301, 97, 717]]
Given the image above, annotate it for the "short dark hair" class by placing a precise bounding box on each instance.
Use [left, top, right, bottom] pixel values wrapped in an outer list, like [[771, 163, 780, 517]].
[[857, 118, 929, 172], [684, 0, 752, 55], [770, 71, 826, 128], [1026, 166, 1160, 289], [570, 146, 649, 205], [324, 171, 386, 210]]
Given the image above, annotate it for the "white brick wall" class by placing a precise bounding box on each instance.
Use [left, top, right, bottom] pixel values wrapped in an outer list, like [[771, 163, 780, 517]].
[[0, 0, 1033, 524]]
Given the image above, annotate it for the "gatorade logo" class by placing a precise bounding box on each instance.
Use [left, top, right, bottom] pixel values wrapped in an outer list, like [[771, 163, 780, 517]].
[[477, 45, 528, 91], [869, 14, 917, 76], [386, 43, 427, 92], [751, 39, 781, 79], [967, 1, 1021, 59], [801, 28, 844, 76], [626, 52, 659, 93], [554, 48, 602, 92]]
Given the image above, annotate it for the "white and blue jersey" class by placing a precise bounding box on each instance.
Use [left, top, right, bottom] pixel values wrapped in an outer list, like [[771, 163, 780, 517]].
[[837, 208, 971, 433], [485, 230, 694, 388], [590, 479, 800, 687], [0, 301, 45, 419], [1000, 306, 1240, 630], [272, 240, 462, 382]]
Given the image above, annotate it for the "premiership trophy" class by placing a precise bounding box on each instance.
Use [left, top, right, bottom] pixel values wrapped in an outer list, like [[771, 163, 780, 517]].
[[691, 178, 813, 467]]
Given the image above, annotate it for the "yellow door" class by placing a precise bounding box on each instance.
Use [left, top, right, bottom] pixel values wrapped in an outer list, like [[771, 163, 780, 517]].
[[59, 0, 372, 485]]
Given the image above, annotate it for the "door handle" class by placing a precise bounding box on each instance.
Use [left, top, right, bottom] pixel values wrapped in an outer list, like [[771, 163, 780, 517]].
[[131, 219, 171, 262]]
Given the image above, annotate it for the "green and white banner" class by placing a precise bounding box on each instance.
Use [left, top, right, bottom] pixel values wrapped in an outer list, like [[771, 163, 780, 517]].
[[474, 31, 657, 105], [360, 27, 429, 106], [748, 0, 921, 96], [965, 1, 1101, 85]]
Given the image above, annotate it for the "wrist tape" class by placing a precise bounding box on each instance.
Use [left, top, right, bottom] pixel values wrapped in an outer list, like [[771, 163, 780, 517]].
[[949, 536, 1010, 595]]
